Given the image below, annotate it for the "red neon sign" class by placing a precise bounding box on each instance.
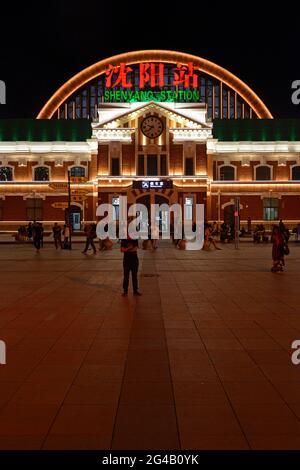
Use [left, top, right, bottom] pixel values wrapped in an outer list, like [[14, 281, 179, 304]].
[[105, 62, 198, 89], [105, 63, 133, 88]]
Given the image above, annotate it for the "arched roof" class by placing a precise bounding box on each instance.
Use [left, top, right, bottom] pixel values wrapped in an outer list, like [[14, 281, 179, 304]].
[[37, 50, 273, 119]]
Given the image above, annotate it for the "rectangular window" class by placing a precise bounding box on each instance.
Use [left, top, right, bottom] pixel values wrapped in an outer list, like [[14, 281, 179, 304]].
[[222, 89, 228, 118], [185, 158, 194, 176], [263, 198, 278, 221], [184, 196, 193, 220], [147, 155, 158, 176], [111, 157, 120, 176], [160, 155, 167, 176], [26, 198, 43, 222], [138, 155, 144, 176], [112, 196, 120, 220]]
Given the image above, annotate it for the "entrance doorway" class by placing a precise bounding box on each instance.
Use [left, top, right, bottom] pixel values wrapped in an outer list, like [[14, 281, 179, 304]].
[[67, 204, 81, 231], [135, 194, 170, 236], [155, 194, 169, 235]]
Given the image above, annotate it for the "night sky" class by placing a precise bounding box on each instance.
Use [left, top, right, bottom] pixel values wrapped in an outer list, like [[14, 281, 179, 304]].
[[0, 1, 299, 119]]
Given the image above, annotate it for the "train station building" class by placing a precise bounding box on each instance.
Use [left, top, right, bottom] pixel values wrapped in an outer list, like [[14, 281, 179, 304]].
[[0, 50, 300, 231]]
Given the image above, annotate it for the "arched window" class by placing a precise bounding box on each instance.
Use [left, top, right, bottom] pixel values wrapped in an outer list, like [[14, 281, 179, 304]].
[[291, 166, 300, 180], [70, 166, 86, 177], [255, 165, 271, 180], [34, 166, 50, 181], [219, 165, 235, 180], [0, 166, 13, 181]]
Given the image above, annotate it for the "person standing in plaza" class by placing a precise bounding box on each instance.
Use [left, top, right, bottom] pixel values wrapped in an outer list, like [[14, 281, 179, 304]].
[[52, 222, 62, 249], [32, 222, 43, 253], [271, 225, 285, 272], [279, 219, 286, 234], [121, 232, 141, 296], [151, 223, 159, 250], [27, 222, 33, 241]]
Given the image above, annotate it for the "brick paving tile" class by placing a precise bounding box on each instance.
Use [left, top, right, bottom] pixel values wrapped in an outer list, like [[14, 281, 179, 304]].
[[0, 403, 59, 436], [111, 405, 179, 450], [47, 404, 117, 438], [1, 242, 300, 449]]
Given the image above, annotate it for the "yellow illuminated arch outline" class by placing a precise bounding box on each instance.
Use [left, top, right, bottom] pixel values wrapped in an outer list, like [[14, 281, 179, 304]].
[[37, 50, 273, 119]]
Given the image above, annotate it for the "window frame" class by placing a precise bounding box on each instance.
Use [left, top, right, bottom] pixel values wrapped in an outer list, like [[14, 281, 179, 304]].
[[254, 164, 272, 181], [0, 165, 14, 182], [69, 165, 87, 178], [290, 164, 300, 181], [263, 197, 279, 221], [218, 164, 236, 181], [185, 157, 195, 176], [32, 165, 51, 182], [137, 153, 168, 176]]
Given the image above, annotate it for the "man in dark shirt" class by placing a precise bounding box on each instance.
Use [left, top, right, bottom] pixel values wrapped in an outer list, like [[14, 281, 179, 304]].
[[121, 237, 141, 296], [52, 222, 62, 249]]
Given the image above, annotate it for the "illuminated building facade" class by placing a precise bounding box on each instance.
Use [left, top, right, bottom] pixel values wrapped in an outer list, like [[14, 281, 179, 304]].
[[0, 50, 300, 231]]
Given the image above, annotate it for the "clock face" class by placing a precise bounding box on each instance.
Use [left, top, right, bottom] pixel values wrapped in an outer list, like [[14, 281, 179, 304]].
[[141, 116, 164, 139]]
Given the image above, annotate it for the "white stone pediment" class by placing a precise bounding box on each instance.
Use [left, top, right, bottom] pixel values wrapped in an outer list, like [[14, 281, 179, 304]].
[[92, 101, 212, 131]]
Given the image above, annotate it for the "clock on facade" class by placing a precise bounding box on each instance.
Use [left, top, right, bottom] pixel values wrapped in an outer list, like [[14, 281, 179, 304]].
[[141, 115, 164, 139]]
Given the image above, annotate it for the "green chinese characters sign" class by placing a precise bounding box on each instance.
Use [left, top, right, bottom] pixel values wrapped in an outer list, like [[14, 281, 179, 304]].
[[104, 89, 200, 103]]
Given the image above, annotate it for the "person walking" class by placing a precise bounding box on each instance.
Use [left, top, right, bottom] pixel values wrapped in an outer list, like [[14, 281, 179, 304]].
[[82, 223, 97, 254], [52, 222, 62, 249], [121, 234, 141, 297], [271, 225, 285, 272], [62, 224, 70, 249]]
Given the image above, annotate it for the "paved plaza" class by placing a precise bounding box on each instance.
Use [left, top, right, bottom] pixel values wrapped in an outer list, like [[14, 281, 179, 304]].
[[1, 241, 300, 450]]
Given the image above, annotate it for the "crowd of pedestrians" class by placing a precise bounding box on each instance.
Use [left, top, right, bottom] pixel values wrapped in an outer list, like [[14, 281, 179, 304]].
[[14, 216, 294, 286]]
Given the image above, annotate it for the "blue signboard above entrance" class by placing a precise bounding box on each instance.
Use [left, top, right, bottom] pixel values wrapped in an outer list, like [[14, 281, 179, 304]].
[[132, 180, 173, 190]]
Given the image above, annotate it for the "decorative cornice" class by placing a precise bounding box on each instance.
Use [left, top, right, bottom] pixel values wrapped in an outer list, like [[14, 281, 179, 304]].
[[93, 128, 135, 142], [0, 141, 97, 154], [170, 128, 212, 141], [207, 140, 300, 154], [23, 193, 46, 200]]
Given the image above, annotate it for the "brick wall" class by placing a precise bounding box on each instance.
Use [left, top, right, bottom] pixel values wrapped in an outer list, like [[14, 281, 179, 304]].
[[90, 154, 98, 179], [275, 165, 289, 180], [85, 196, 95, 221], [98, 145, 109, 175], [43, 196, 69, 220], [195, 144, 207, 175], [3, 196, 26, 220], [236, 162, 252, 180], [210, 195, 263, 221], [281, 196, 300, 220], [169, 144, 183, 175], [122, 144, 135, 175]]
